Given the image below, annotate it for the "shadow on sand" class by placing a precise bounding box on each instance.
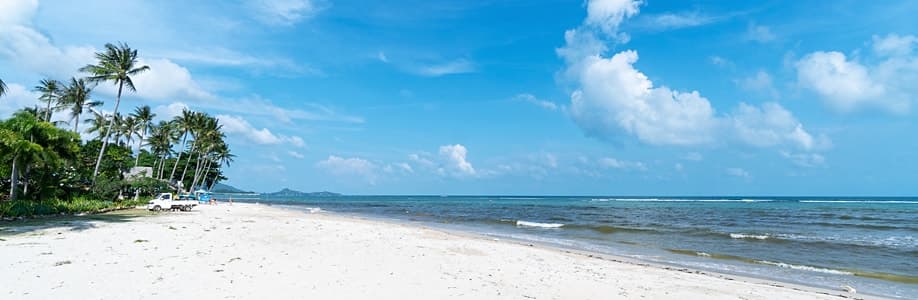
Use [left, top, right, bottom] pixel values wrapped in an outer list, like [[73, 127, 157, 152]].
[[0, 209, 157, 238]]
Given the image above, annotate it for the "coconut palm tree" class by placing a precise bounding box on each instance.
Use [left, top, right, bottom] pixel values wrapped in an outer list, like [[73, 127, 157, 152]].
[[84, 111, 109, 140], [169, 108, 195, 181], [120, 115, 139, 148], [80, 42, 150, 181], [130, 105, 155, 167], [148, 121, 177, 179], [61, 78, 101, 133], [207, 142, 234, 191], [34, 79, 62, 122], [0, 111, 80, 200], [189, 116, 223, 191]]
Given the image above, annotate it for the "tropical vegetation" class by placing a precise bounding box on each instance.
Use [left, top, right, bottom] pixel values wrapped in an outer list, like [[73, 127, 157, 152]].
[[0, 43, 234, 219]]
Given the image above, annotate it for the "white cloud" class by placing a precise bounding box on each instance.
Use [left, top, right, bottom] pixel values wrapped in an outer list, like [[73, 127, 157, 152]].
[[287, 151, 305, 159], [560, 0, 829, 154], [93, 58, 215, 102], [316, 155, 377, 184], [569, 50, 718, 145], [737, 70, 778, 98], [585, 0, 642, 40], [515, 93, 559, 111], [377, 51, 389, 63], [795, 34, 918, 114], [726, 167, 751, 178], [250, 0, 321, 26], [0, 83, 40, 117], [730, 102, 826, 151], [152, 102, 190, 121], [598, 157, 647, 171], [217, 114, 305, 147], [438, 144, 476, 177], [415, 59, 476, 77], [0, 0, 37, 26], [745, 24, 776, 43]]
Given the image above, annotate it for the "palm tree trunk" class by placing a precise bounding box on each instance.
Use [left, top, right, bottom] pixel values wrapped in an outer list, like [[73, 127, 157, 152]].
[[169, 133, 188, 180], [134, 128, 146, 167], [9, 155, 19, 200], [22, 165, 31, 196], [179, 141, 197, 188], [45, 99, 52, 122], [92, 81, 123, 181], [192, 157, 210, 191], [73, 114, 80, 133]]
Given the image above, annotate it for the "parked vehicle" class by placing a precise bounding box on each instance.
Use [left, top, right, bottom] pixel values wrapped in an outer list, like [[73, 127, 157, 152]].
[[146, 193, 197, 212]]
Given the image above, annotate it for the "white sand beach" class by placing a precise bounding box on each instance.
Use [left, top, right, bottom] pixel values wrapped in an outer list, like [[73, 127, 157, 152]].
[[0, 203, 869, 299]]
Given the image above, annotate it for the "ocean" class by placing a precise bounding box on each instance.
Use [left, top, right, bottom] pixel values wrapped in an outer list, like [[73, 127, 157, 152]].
[[223, 195, 917, 299]]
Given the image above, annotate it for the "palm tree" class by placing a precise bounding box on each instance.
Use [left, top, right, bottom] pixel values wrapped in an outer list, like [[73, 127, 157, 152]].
[[120, 115, 139, 148], [0, 78, 7, 99], [80, 42, 150, 181], [34, 79, 62, 122], [148, 121, 177, 179], [130, 105, 155, 167], [61, 78, 101, 133], [84, 111, 109, 140], [189, 115, 223, 191], [169, 108, 195, 181], [0, 111, 80, 200], [207, 142, 234, 191]]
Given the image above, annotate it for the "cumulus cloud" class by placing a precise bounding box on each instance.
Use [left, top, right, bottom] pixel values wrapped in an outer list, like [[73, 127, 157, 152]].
[[569, 50, 718, 145], [217, 114, 305, 147], [559, 0, 827, 154], [316, 155, 377, 184], [152, 102, 190, 121], [584, 0, 642, 40], [0, 2, 214, 103], [730, 102, 828, 151], [796, 34, 917, 114], [438, 144, 476, 177]]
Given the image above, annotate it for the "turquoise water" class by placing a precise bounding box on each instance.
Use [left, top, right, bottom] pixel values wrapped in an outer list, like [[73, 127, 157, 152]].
[[227, 195, 917, 298]]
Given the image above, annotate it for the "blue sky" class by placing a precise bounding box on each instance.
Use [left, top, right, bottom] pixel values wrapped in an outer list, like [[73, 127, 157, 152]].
[[1, 0, 917, 195]]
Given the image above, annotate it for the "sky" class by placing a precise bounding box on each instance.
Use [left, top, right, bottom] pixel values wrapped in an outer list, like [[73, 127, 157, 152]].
[[1, 0, 917, 196]]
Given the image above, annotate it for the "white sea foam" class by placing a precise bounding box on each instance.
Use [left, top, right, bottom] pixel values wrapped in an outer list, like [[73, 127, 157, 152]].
[[516, 220, 564, 228], [755, 260, 852, 275], [696, 252, 712, 257], [730, 233, 770, 240], [306, 207, 322, 213]]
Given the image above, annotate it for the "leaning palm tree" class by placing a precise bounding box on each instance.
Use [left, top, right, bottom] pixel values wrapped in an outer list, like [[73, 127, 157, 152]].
[[169, 108, 195, 181], [148, 121, 177, 179], [34, 79, 62, 122], [61, 78, 102, 133], [130, 105, 155, 167], [80, 42, 150, 181]]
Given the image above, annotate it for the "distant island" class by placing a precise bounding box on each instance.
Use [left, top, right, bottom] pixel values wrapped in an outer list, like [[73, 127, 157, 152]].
[[262, 188, 342, 198], [209, 183, 255, 194]]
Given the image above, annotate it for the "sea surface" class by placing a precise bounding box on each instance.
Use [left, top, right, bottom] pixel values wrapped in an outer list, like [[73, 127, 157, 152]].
[[222, 195, 917, 299]]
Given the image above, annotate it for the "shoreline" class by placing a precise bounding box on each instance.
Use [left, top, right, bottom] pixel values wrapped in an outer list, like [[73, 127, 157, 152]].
[[288, 205, 874, 299], [1, 203, 884, 299]]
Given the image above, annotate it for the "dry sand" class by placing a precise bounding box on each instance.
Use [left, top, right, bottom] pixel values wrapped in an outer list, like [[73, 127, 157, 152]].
[[0, 203, 870, 299]]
